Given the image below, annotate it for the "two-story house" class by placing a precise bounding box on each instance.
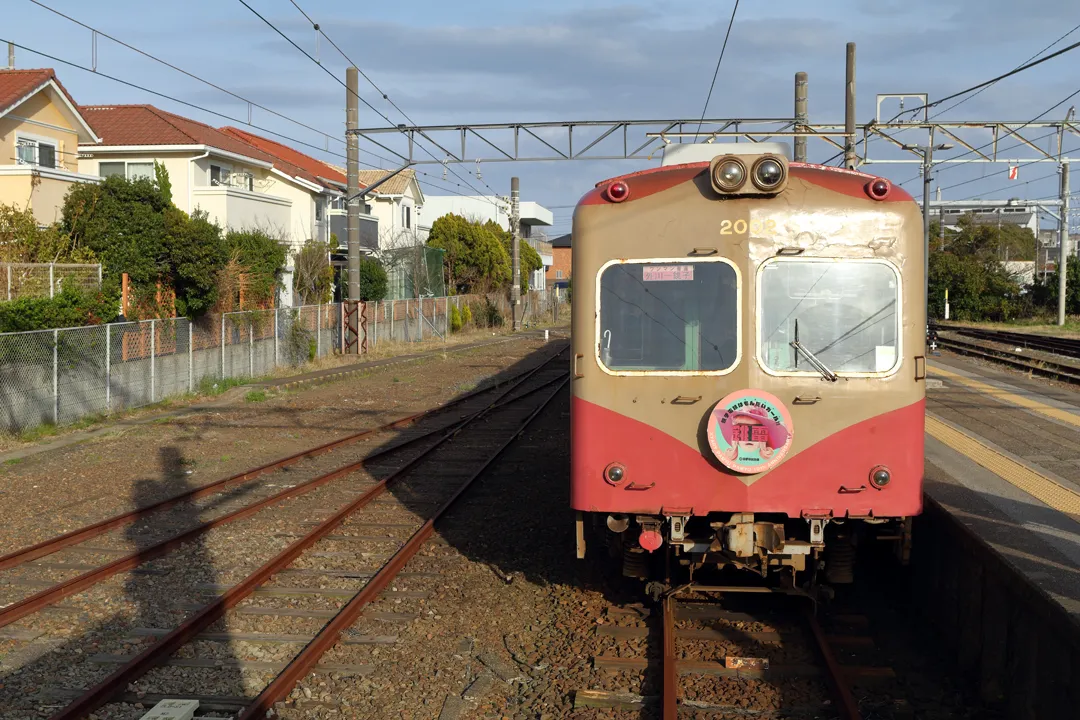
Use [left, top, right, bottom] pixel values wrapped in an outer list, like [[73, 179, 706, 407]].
[[0, 68, 101, 225], [77, 105, 339, 306], [324, 165, 427, 252]]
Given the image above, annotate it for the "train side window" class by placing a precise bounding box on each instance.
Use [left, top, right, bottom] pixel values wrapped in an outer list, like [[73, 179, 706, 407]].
[[596, 259, 739, 374], [758, 258, 901, 376]]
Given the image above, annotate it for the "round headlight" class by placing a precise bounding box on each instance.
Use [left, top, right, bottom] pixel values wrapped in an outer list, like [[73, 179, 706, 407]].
[[752, 157, 785, 191], [713, 159, 746, 191], [870, 465, 891, 488], [604, 463, 626, 485]]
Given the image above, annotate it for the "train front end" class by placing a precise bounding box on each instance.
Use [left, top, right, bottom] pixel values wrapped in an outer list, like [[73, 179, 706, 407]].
[[570, 144, 925, 588]]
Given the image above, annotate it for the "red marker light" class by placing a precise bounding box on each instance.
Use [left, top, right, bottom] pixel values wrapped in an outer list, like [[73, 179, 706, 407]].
[[606, 181, 630, 203], [639, 529, 663, 552], [866, 178, 891, 200]]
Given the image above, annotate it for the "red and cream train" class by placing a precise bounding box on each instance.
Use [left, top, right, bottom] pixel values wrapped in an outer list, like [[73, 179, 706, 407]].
[[569, 142, 925, 590]]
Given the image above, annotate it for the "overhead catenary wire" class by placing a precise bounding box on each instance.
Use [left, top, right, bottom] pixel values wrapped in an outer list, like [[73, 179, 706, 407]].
[[693, 0, 740, 141], [235, 0, 498, 205], [283, 0, 503, 199], [0, 38, 488, 200], [821, 26, 1080, 167]]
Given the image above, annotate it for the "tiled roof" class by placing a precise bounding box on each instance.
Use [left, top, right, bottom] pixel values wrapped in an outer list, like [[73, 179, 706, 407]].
[[355, 168, 417, 196], [0, 68, 97, 140], [219, 126, 345, 189], [78, 105, 327, 187], [78, 104, 281, 162]]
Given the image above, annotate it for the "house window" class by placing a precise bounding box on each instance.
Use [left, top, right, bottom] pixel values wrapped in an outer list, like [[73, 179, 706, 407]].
[[403, 205, 412, 229], [364, 203, 372, 214], [315, 199, 325, 222], [210, 164, 228, 186], [127, 162, 154, 180], [15, 136, 58, 168], [100, 162, 126, 178], [97, 161, 155, 181]]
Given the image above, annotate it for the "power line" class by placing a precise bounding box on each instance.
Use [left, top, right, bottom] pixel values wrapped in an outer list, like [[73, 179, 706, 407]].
[[1, 38, 488, 200], [25, 0, 361, 156], [284, 0, 503, 199], [929, 23, 1080, 120], [235, 0, 496, 204], [822, 26, 1080, 166], [693, 0, 740, 141], [891, 35, 1080, 122]]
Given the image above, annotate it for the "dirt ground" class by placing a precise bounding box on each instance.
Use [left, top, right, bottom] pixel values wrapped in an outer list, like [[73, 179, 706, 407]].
[[0, 332, 557, 553]]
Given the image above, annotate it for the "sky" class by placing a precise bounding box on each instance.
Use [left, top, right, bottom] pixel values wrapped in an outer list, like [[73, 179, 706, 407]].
[[5, 0, 1080, 237]]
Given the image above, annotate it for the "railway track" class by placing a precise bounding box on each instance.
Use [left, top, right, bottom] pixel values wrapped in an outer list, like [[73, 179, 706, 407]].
[[575, 587, 908, 719], [934, 330, 1080, 384], [938, 324, 1080, 359], [0, 345, 568, 719]]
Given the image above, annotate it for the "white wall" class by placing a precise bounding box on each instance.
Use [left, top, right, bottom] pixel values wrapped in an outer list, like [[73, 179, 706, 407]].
[[78, 153, 193, 210], [421, 195, 509, 229]]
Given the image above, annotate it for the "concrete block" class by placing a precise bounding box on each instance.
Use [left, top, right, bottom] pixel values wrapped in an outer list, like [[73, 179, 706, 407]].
[[140, 699, 199, 720]]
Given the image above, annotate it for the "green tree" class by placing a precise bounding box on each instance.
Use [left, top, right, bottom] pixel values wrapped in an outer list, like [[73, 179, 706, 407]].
[[427, 214, 511, 294], [356, 256, 388, 301], [61, 176, 171, 307], [164, 208, 227, 317], [154, 161, 173, 204], [483, 220, 543, 292], [293, 240, 335, 305], [225, 226, 288, 305]]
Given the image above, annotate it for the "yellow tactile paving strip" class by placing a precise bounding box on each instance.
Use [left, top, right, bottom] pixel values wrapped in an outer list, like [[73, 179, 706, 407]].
[[926, 414, 1080, 517], [929, 363, 1080, 428]]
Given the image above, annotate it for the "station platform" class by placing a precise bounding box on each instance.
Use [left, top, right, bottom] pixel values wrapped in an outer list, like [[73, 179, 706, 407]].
[[924, 353, 1080, 615]]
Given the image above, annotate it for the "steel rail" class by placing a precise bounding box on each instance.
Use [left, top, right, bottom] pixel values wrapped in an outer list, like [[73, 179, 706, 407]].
[[0, 348, 567, 631], [51, 368, 568, 719], [234, 376, 569, 720], [662, 595, 679, 720], [0, 349, 563, 573], [804, 607, 862, 720]]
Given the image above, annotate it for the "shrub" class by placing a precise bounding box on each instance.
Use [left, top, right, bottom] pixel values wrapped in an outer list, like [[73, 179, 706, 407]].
[[449, 303, 463, 332], [0, 285, 119, 333], [357, 256, 388, 301], [461, 303, 472, 326]]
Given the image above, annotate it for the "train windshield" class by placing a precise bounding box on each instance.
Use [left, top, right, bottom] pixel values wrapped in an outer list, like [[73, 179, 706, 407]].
[[598, 260, 738, 373], [759, 259, 900, 375]]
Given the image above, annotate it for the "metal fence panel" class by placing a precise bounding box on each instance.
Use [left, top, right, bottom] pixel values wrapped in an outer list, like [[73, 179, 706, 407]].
[[1, 263, 102, 301], [0, 329, 55, 430], [0, 294, 530, 434], [57, 325, 108, 423]]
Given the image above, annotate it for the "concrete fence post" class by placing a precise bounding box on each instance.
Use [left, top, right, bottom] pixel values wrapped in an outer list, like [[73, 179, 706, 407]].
[[105, 323, 111, 411], [150, 319, 156, 403], [317, 305, 322, 358], [188, 320, 193, 393], [274, 308, 279, 366], [49, 263, 54, 298], [248, 316, 254, 377], [220, 314, 226, 379], [52, 328, 58, 424]]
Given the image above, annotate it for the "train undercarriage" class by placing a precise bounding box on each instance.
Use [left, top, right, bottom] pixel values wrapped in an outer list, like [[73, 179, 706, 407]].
[[582, 511, 913, 599]]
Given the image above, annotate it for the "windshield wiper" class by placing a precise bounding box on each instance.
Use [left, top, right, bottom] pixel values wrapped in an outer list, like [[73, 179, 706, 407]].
[[790, 337, 838, 382]]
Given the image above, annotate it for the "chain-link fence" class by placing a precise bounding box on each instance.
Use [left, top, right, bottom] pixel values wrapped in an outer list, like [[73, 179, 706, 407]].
[[0, 293, 568, 434], [1, 263, 102, 301]]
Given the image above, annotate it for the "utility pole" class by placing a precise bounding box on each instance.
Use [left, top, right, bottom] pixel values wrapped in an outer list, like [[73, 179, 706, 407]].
[[794, 72, 808, 163], [1059, 159, 1071, 326], [844, 43, 856, 170], [346, 66, 360, 352], [511, 177, 521, 331], [936, 187, 945, 249], [903, 140, 953, 332]]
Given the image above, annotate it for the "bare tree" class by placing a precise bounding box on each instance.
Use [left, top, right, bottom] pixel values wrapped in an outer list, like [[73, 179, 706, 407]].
[[378, 228, 442, 299]]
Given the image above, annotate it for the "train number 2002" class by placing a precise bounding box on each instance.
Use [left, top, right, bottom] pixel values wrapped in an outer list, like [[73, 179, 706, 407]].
[[719, 218, 777, 235]]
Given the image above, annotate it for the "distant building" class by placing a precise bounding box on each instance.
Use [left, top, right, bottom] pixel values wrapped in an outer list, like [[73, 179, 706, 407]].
[[924, 201, 1040, 235], [422, 194, 554, 292], [548, 233, 571, 289]]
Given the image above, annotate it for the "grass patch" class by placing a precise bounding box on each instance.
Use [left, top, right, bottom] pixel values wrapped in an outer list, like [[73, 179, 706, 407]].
[[245, 390, 268, 403], [4, 457, 22, 465], [198, 376, 249, 396]]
